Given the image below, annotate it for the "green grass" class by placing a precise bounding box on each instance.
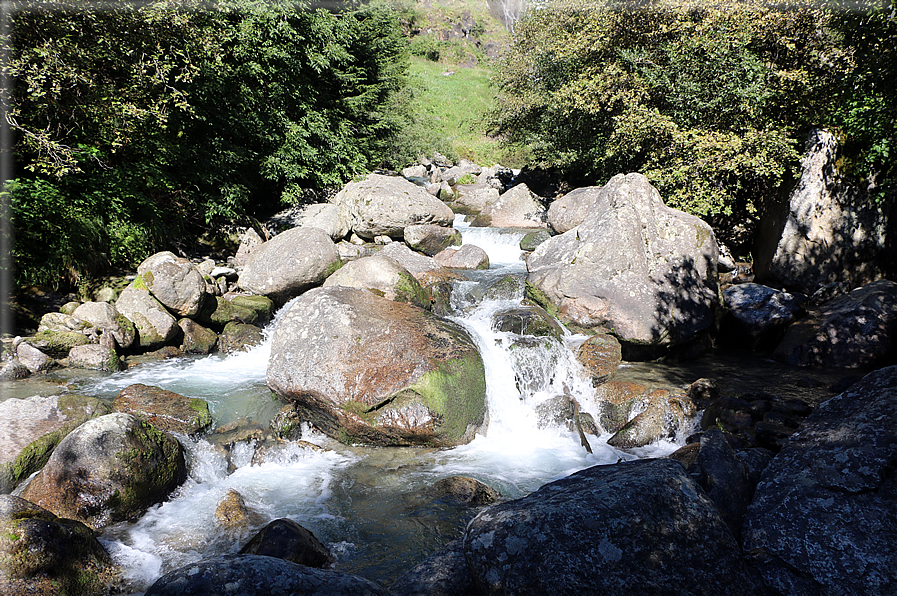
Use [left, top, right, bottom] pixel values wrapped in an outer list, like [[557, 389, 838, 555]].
[[406, 56, 530, 168]]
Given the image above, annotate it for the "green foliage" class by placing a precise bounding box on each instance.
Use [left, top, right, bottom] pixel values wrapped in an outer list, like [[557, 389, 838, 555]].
[[8, 0, 412, 288], [489, 0, 887, 227]]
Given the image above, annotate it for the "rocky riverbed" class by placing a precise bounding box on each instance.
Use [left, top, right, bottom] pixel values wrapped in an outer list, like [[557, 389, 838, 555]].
[[1, 147, 896, 595]]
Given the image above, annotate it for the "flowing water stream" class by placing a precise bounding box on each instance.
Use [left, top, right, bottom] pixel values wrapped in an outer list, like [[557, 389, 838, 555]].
[[6, 220, 854, 593]]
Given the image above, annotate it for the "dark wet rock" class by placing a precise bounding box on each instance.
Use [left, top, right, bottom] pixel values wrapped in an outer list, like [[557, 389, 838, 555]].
[[404, 224, 462, 256], [144, 554, 391, 596], [527, 173, 719, 357], [67, 344, 124, 372], [464, 458, 759, 596], [237, 227, 341, 304], [197, 293, 274, 328], [492, 305, 564, 339], [592, 381, 650, 434], [113, 384, 212, 435], [686, 377, 720, 410], [267, 287, 486, 447], [416, 476, 501, 507], [773, 279, 897, 368], [720, 283, 805, 349], [21, 413, 187, 530], [390, 538, 478, 596], [178, 318, 218, 354], [743, 366, 897, 596], [576, 333, 621, 385], [240, 518, 335, 568], [323, 254, 430, 309], [0, 495, 115, 596], [681, 429, 759, 539], [433, 244, 490, 270], [218, 321, 263, 354]]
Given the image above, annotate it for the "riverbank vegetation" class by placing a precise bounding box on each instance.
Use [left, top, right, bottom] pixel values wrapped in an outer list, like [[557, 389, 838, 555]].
[[489, 0, 896, 239], [5, 0, 895, 291]]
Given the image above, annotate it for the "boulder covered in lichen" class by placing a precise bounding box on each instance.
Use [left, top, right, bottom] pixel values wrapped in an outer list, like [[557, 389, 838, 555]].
[[21, 413, 186, 530]]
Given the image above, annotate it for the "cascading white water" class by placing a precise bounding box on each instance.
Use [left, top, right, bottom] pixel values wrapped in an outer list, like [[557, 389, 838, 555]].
[[81, 223, 687, 591]]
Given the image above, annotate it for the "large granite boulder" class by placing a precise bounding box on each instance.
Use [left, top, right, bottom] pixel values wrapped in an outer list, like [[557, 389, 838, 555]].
[[465, 458, 759, 596], [470, 183, 547, 228], [323, 254, 430, 309], [404, 224, 462, 256], [450, 184, 500, 215], [772, 279, 897, 368], [113, 384, 212, 435], [547, 185, 606, 234], [72, 300, 137, 349], [21, 413, 187, 530], [378, 242, 457, 287], [390, 538, 478, 596], [266, 202, 349, 240], [116, 284, 180, 349], [137, 251, 207, 317], [433, 244, 490, 270], [144, 554, 391, 596], [15, 341, 54, 373], [0, 495, 115, 596], [527, 173, 719, 356], [743, 366, 897, 595], [67, 343, 123, 372], [332, 173, 454, 239], [754, 128, 894, 295], [267, 287, 487, 447], [237, 226, 341, 304]]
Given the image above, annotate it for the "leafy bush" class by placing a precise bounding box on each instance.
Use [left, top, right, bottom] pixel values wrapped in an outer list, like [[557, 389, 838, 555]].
[[489, 0, 893, 233], [7, 0, 412, 288]]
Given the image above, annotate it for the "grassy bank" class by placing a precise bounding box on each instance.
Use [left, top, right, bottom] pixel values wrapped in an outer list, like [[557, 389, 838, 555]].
[[407, 56, 529, 168]]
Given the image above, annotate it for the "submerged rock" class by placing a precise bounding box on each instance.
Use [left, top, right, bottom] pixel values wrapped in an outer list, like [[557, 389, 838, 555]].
[[464, 458, 759, 595], [267, 286, 486, 447]]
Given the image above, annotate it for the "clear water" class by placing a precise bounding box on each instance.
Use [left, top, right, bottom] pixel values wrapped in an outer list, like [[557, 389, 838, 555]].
[[13, 224, 694, 593]]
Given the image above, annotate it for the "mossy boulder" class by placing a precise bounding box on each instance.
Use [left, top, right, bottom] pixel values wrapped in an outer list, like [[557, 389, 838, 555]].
[[0, 495, 115, 596], [21, 413, 187, 530], [218, 321, 264, 354], [115, 283, 180, 350], [178, 318, 218, 354], [196, 294, 274, 327], [492, 305, 564, 340], [30, 330, 91, 359], [267, 286, 487, 447], [323, 254, 431, 310], [0, 395, 111, 494], [67, 344, 124, 372], [113, 384, 212, 436]]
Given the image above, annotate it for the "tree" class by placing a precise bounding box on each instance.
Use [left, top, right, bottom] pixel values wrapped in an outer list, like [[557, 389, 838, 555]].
[[6, 0, 411, 289], [489, 0, 886, 244]]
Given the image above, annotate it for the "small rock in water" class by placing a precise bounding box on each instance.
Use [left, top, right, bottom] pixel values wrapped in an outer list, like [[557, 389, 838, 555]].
[[240, 518, 335, 568], [215, 489, 263, 532]]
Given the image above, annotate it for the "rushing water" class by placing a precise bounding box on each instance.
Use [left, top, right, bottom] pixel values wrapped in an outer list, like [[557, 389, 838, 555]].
[[16, 220, 810, 593]]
